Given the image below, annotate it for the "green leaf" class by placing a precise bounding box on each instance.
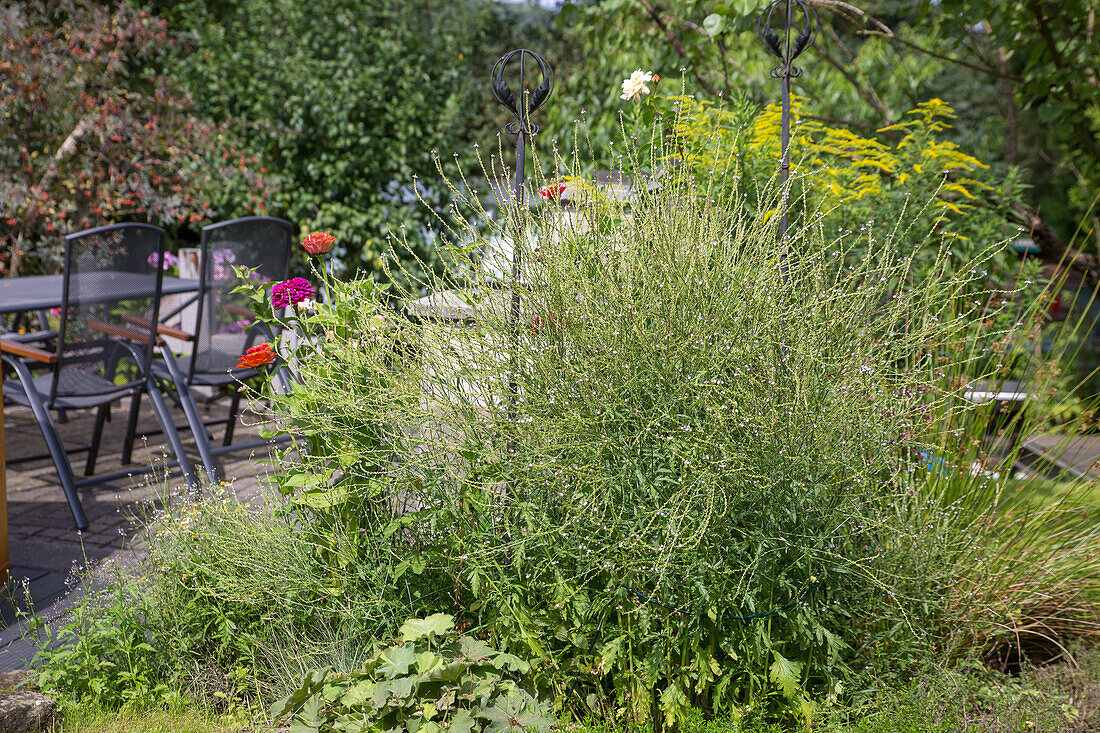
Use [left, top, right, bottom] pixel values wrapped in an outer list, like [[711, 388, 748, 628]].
[[289, 722, 319, 733], [598, 636, 624, 673], [768, 651, 804, 701], [340, 679, 375, 706], [377, 645, 417, 678], [415, 651, 443, 675], [400, 614, 454, 642], [390, 675, 415, 701], [291, 486, 349, 509], [426, 660, 470, 683], [490, 653, 530, 674], [658, 683, 691, 728], [449, 709, 475, 733], [283, 472, 323, 489], [702, 13, 724, 37], [458, 636, 496, 661]]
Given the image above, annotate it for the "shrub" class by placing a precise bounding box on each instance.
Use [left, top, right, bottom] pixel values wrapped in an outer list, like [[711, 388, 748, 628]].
[[247, 117, 1016, 726], [0, 1, 273, 276], [664, 94, 1024, 281]]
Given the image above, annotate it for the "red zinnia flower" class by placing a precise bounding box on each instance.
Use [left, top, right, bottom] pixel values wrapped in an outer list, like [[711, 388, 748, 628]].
[[301, 231, 335, 255], [236, 343, 277, 369], [538, 183, 566, 200]]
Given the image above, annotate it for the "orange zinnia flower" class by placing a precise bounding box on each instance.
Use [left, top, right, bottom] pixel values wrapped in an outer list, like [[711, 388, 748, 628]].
[[301, 231, 336, 255], [236, 343, 277, 369]]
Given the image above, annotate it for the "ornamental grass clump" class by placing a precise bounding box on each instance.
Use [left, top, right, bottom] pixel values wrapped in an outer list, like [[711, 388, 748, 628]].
[[258, 127, 1018, 724]]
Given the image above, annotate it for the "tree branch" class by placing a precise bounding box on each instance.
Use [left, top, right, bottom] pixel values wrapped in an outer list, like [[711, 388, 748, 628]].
[[816, 23, 892, 122], [37, 114, 95, 192], [808, 0, 1015, 82], [634, 0, 720, 98], [1008, 202, 1100, 286]]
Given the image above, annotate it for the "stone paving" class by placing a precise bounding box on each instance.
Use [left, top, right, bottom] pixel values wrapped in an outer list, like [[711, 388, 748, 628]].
[[0, 394, 282, 670]]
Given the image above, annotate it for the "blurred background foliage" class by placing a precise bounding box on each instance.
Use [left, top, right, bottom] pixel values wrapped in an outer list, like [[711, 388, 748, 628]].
[[3, 0, 1099, 285]]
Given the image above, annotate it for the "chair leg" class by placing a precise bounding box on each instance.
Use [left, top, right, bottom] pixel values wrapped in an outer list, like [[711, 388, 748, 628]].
[[3, 357, 88, 530], [84, 404, 110, 476], [222, 391, 242, 447], [121, 391, 142, 465], [144, 381, 203, 492], [158, 348, 218, 484]]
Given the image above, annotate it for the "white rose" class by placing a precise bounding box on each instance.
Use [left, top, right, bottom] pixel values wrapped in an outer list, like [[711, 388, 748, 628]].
[[620, 69, 654, 101]]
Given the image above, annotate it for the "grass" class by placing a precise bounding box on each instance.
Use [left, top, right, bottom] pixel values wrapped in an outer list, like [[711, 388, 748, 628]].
[[1010, 474, 1100, 511], [48, 704, 247, 733]]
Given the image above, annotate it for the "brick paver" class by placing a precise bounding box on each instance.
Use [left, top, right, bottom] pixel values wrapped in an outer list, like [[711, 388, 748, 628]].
[[0, 393, 285, 670]]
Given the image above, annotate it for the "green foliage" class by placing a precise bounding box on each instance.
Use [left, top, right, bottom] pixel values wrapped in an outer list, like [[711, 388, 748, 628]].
[[271, 614, 553, 733], [31, 485, 390, 715], [236, 113, 1025, 726], [28, 77, 1100, 733], [154, 0, 565, 279], [0, 1, 271, 276], [30, 575, 181, 711], [665, 93, 1021, 275], [565, 647, 1100, 730], [553, 0, 1100, 246]]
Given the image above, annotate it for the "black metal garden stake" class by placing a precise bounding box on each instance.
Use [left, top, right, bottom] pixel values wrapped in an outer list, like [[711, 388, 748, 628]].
[[758, 0, 817, 281], [491, 49, 554, 449]]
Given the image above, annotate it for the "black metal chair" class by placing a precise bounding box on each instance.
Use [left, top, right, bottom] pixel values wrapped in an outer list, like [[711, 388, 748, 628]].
[[140, 216, 294, 480], [0, 223, 200, 530]]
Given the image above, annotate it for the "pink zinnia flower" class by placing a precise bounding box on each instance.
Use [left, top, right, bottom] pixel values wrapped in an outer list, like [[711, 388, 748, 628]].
[[271, 277, 315, 308]]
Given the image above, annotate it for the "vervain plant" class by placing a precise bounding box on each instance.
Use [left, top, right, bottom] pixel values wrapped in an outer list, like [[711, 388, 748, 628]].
[[243, 113, 1025, 726]]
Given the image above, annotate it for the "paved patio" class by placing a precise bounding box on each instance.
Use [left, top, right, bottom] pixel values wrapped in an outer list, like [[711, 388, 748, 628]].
[[0, 393, 280, 671]]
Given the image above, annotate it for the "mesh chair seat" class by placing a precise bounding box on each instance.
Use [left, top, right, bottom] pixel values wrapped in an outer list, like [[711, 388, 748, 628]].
[[0, 222, 200, 530], [3, 369, 138, 409], [151, 354, 258, 387], [138, 216, 293, 481]]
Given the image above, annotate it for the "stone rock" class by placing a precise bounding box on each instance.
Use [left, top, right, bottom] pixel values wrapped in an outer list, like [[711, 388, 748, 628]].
[[0, 691, 56, 732], [0, 671, 32, 692]]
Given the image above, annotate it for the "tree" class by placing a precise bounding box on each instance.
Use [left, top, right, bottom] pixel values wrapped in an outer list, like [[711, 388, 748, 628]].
[[154, 0, 571, 279], [0, 1, 269, 277]]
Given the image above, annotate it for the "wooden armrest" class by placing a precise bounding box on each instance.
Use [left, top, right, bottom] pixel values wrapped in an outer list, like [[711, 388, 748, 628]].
[[225, 304, 257, 321], [86, 318, 165, 347], [120, 314, 195, 342], [0, 330, 58, 347], [0, 337, 57, 364]]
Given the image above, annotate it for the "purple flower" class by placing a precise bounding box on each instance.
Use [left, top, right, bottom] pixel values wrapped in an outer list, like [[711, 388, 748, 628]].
[[210, 249, 237, 280], [211, 248, 236, 264], [271, 277, 315, 308], [147, 251, 179, 270], [219, 318, 252, 334]]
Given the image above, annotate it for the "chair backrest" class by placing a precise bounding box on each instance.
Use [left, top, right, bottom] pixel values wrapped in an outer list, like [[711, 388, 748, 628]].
[[53, 223, 166, 406], [189, 217, 294, 382]]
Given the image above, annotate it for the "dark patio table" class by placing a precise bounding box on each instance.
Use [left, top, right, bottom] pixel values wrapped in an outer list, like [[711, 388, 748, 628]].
[[0, 273, 201, 314], [0, 274, 201, 583]]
